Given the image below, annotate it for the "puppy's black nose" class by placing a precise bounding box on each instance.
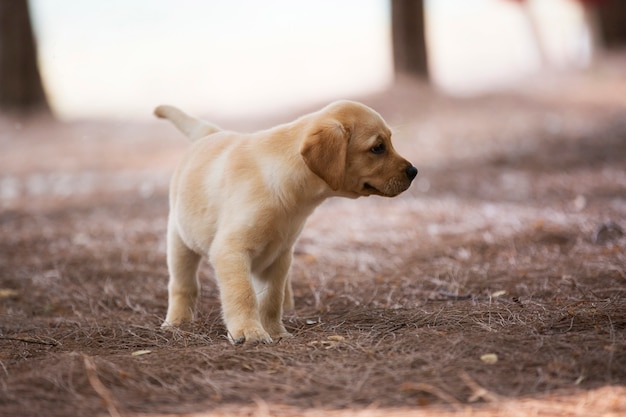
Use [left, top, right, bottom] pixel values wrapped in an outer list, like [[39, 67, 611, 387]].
[[405, 165, 418, 181]]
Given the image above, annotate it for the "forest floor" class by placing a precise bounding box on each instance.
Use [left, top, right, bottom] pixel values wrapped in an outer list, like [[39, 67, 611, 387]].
[[1, 55, 625, 417]]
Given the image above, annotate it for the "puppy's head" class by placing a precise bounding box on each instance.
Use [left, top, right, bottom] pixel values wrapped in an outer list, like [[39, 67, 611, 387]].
[[300, 101, 417, 198]]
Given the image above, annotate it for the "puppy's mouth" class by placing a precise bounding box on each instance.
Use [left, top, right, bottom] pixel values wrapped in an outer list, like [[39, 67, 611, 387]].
[[362, 178, 411, 197], [363, 182, 385, 196]]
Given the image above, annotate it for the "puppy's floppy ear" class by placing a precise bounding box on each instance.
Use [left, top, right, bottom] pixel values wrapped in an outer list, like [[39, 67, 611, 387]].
[[300, 120, 349, 191]]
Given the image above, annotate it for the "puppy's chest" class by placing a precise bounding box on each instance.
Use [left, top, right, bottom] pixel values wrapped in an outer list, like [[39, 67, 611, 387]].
[[250, 218, 306, 274]]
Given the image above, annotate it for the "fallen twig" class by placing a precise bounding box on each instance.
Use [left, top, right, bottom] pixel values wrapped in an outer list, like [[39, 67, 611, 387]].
[[400, 381, 464, 410], [82, 354, 123, 417], [460, 371, 503, 403], [428, 291, 473, 301], [0, 336, 60, 346]]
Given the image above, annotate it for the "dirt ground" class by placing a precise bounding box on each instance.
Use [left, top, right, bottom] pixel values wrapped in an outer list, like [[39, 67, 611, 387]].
[[1, 55, 625, 417]]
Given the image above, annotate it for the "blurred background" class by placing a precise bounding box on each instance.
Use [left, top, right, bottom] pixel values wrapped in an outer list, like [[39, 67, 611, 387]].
[[1, 4, 625, 414], [2, 0, 624, 120]]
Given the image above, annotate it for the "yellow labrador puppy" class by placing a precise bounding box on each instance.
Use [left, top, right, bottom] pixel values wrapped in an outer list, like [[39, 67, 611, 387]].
[[155, 101, 417, 344]]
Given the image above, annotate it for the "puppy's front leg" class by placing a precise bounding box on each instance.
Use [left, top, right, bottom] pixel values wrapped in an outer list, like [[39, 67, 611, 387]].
[[258, 250, 293, 339], [210, 245, 272, 344]]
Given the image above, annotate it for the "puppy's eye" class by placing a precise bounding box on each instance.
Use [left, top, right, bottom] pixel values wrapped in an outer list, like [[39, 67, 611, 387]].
[[370, 143, 386, 155]]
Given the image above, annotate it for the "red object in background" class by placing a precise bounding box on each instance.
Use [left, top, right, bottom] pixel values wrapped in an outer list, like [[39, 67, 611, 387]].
[[502, 0, 607, 3]]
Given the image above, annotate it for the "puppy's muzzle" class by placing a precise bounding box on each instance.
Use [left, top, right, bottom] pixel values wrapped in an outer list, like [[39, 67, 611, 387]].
[[377, 163, 418, 197]]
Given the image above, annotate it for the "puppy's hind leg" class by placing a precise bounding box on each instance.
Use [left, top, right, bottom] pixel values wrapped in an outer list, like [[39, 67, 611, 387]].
[[283, 277, 295, 311], [259, 251, 293, 339], [163, 228, 201, 327]]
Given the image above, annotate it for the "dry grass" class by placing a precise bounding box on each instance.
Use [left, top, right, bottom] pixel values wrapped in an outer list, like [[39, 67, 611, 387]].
[[1, 57, 626, 417]]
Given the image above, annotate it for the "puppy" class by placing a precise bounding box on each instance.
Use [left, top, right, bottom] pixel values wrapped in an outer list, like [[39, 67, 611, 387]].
[[155, 101, 417, 344]]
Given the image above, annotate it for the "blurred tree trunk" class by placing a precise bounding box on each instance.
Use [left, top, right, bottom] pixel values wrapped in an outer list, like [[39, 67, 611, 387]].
[[594, 0, 626, 48], [391, 0, 429, 80], [0, 0, 50, 115]]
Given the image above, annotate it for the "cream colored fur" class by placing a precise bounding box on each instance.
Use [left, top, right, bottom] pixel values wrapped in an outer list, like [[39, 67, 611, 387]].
[[155, 101, 417, 344]]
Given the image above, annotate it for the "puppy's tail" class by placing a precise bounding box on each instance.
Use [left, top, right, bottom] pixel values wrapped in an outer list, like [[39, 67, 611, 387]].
[[154, 105, 221, 141]]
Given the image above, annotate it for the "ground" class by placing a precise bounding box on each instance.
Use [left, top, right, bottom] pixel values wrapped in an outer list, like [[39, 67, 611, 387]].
[[1, 55, 625, 417]]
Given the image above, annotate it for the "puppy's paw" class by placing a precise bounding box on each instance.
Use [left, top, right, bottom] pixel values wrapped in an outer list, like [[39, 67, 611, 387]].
[[163, 304, 195, 327], [228, 323, 273, 345], [271, 331, 293, 341], [161, 320, 175, 329], [264, 323, 292, 340], [162, 313, 193, 328]]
